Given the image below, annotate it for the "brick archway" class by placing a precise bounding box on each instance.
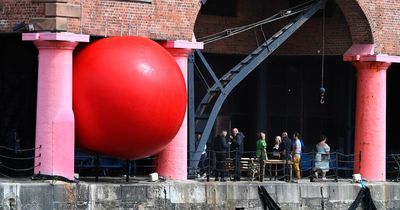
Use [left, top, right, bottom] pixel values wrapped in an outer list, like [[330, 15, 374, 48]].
[[336, 0, 400, 55], [335, 0, 373, 44]]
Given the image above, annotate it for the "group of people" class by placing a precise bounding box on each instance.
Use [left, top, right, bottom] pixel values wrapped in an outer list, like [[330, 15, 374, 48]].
[[213, 128, 245, 182], [256, 131, 331, 181], [196, 128, 331, 181], [255, 132, 302, 181]]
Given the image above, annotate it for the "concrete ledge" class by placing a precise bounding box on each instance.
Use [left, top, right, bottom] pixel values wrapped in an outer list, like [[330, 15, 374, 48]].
[[0, 180, 399, 209], [205, 183, 227, 205], [170, 182, 206, 203], [343, 44, 400, 63], [22, 32, 89, 42], [45, 3, 81, 18], [121, 185, 148, 202], [276, 183, 299, 204], [328, 183, 360, 201], [89, 184, 121, 201], [29, 17, 68, 32], [162, 40, 204, 50], [299, 183, 329, 198]]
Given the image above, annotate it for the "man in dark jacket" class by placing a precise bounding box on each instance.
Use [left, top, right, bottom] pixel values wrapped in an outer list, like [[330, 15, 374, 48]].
[[231, 128, 245, 181], [281, 132, 292, 160], [213, 130, 229, 181], [281, 131, 293, 181]]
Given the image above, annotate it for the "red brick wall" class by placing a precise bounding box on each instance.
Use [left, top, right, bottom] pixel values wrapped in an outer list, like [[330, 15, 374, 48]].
[[0, 0, 200, 41], [194, 0, 353, 56], [0, 0, 398, 55], [336, 0, 373, 44], [71, 0, 200, 40], [195, 0, 400, 56], [357, 0, 400, 55], [0, 0, 44, 32]]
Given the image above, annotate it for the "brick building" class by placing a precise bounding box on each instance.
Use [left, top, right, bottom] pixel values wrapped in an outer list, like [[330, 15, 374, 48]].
[[0, 0, 399, 54], [0, 0, 399, 181], [0, 0, 199, 40], [193, 0, 400, 181]]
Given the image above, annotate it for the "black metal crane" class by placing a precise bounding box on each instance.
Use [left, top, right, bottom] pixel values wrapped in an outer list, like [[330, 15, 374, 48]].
[[189, 0, 327, 174]]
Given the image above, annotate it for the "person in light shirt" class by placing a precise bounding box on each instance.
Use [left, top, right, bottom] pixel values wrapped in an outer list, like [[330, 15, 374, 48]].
[[313, 134, 330, 180]]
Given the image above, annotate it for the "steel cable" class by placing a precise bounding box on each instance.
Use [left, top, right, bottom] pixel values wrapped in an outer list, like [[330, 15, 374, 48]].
[[198, 0, 317, 44]]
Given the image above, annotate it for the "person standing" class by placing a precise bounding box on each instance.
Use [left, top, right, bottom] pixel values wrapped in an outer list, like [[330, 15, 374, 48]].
[[271, 136, 282, 179], [213, 130, 229, 181], [281, 132, 292, 160], [231, 128, 245, 181], [281, 132, 292, 181], [256, 132, 267, 181], [195, 134, 207, 178], [313, 134, 330, 180], [272, 136, 282, 160], [292, 132, 302, 180]]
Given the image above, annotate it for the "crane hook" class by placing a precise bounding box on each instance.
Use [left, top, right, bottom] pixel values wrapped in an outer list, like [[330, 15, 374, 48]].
[[320, 87, 325, 104]]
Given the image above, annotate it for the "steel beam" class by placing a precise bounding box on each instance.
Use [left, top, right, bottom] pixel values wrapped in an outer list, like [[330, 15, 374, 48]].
[[189, 0, 326, 171]]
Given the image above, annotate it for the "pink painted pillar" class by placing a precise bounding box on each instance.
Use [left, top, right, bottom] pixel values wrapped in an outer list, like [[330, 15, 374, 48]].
[[157, 40, 203, 180], [352, 61, 390, 181], [23, 33, 89, 180], [344, 44, 400, 181]]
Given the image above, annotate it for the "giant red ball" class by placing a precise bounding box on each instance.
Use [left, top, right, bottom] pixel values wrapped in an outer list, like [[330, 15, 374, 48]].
[[73, 36, 186, 160]]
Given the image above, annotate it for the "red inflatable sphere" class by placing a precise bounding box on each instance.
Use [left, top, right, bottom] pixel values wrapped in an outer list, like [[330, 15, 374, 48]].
[[73, 36, 186, 160]]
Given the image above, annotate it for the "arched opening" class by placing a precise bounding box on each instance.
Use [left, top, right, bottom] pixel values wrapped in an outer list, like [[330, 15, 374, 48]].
[[193, 0, 357, 155], [335, 0, 400, 153], [335, 0, 373, 44], [192, 0, 400, 180]]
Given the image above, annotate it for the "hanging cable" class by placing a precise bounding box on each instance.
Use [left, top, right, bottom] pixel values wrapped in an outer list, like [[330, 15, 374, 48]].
[[260, 25, 267, 43], [319, 3, 326, 105], [254, 29, 259, 46], [194, 62, 211, 90]]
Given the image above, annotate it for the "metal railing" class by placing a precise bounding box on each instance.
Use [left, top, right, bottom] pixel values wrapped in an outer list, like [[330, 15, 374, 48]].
[[74, 149, 158, 182], [0, 146, 399, 183], [188, 149, 400, 182], [0, 144, 40, 178]]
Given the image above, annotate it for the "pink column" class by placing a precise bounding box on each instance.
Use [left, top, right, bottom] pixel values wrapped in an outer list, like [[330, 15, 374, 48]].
[[352, 61, 390, 181], [156, 40, 203, 180], [23, 33, 89, 180], [344, 44, 400, 181]]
